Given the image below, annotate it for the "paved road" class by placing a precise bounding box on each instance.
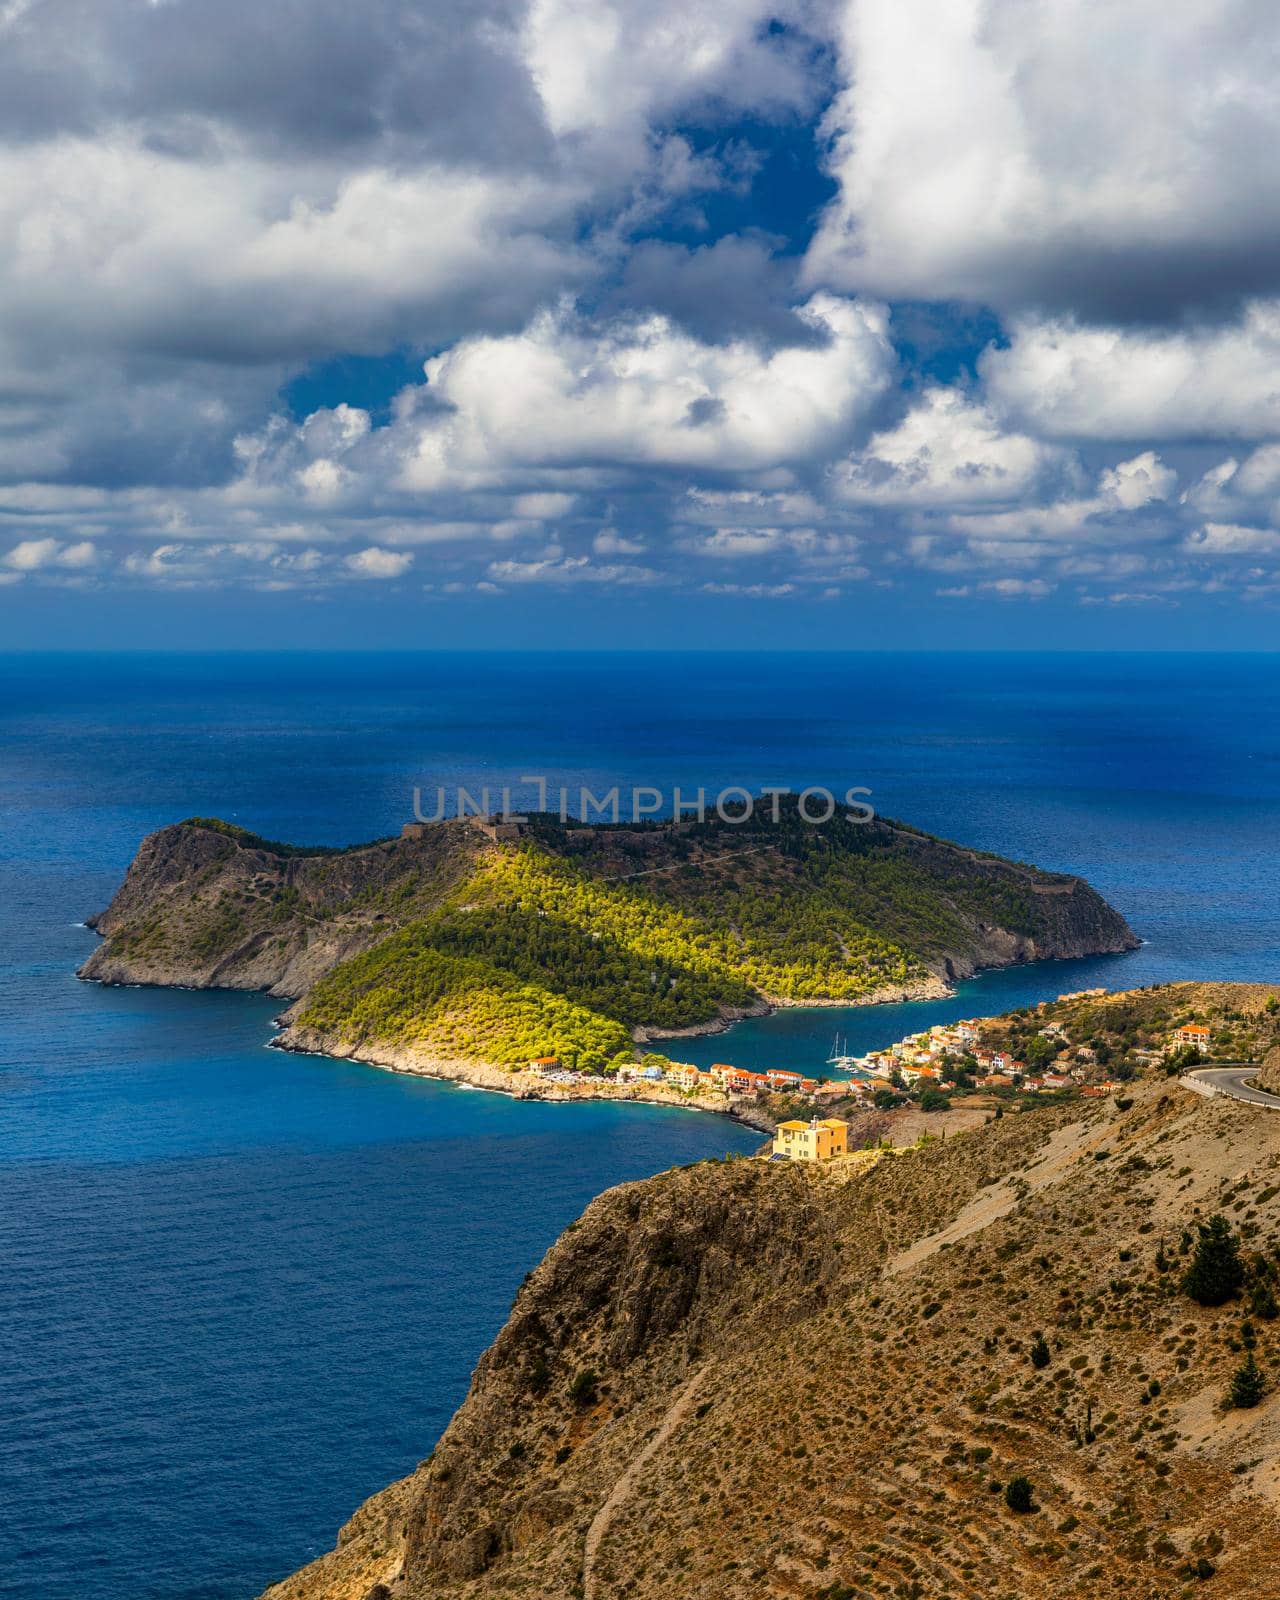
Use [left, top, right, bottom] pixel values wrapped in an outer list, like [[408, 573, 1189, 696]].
[[1185, 1065, 1280, 1109]]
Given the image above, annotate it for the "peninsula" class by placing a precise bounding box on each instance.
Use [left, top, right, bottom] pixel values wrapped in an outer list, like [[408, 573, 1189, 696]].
[[80, 803, 1137, 1115]]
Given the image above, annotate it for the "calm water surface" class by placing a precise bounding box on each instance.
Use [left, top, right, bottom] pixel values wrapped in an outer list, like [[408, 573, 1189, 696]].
[[2, 651, 1278, 1599]]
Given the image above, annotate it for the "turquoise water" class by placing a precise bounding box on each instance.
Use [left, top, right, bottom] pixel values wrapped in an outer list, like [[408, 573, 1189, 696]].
[[2, 651, 1278, 1598]]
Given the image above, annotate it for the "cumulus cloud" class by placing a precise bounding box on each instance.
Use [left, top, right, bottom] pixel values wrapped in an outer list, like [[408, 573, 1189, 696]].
[[523, 0, 825, 151], [0, 0, 832, 495], [5, 0, 1280, 618], [935, 453, 1178, 548], [830, 389, 1072, 507], [1183, 523, 1280, 556], [982, 577, 1054, 600], [809, 0, 1280, 321], [4, 535, 99, 571], [5, 538, 61, 570], [983, 306, 1280, 441], [1098, 452, 1178, 510], [344, 546, 413, 579], [593, 529, 646, 555], [688, 526, 860, 563], [400, 295, 896, 486]]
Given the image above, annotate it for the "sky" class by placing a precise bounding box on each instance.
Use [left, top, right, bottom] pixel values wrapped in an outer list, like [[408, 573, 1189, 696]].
[[4, 0, 1280, 649]]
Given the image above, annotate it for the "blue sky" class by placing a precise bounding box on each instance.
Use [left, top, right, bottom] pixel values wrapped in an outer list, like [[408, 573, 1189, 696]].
[[4, 1, 1280, 649]]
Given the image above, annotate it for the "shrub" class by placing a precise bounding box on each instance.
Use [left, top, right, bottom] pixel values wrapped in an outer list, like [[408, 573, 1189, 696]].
[[1182, 1214, 1245, 1307], [1250, 1279, 1280, 1321], [1227, 1353, 1266, 1410], [568, 1368, 599, 1407], [1030, 1333, 1051, 1370], [1004, 1476, 1035, 1513]]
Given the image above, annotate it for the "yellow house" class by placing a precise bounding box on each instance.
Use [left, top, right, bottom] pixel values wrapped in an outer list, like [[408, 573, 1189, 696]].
[[771, 1117, 849, 1162]]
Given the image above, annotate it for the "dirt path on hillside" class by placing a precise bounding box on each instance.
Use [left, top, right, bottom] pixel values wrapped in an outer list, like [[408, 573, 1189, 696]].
[[582, 1367, 709, 1600]]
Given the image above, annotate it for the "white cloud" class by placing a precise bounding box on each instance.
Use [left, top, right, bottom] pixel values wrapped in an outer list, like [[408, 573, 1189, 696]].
[[700, 581, 797, 598], [984, 306, 1280, 441], [982, 577, 1054, 600], [1183, 523, 1280, 556], [831, 389, 1070, 507], [5, 0, 1280, 615], [513, 492, 578, 520], [523, 0, 820, 149], [0, 0, 835, 495], [940, 451, 1178, 546], [3, 535, 99, 571], [1182, 446, 1280, 528], [592, 529, 646, 555], [688, 526, 861, 563], [344, 546, 413, 579], [486, 554, 662, 585], [1097, 451, 1177, 510], [681, 487, 827, 526], [5, 537, 60, 570], [0, 140, 586, 485], [399, 294, 896, 486], [809, 0, 1280, 319]]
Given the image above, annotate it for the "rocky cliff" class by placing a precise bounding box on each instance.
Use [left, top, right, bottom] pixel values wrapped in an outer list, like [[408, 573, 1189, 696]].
[[80, 817, 488, 995], [1257, 1042, 1280, 1094], [262, 1072, 1280, 1600]]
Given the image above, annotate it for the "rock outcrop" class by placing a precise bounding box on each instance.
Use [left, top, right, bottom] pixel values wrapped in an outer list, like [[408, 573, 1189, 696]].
[[1257, 1041, 1280, 1094]]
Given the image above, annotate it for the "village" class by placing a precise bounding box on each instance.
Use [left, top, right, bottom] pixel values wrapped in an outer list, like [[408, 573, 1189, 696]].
[[523, 986, 1220, 1161]]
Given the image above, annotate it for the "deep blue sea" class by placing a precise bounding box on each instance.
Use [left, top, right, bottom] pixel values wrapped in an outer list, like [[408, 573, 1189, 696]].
[[3, 651, 1279, 1600]]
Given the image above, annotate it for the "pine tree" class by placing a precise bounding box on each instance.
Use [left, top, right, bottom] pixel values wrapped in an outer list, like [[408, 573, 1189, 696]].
[[1227, 1353, 1266, 1410], [1182, 1214, 1245, 1307], [1030, 1333, 1051, 1369]]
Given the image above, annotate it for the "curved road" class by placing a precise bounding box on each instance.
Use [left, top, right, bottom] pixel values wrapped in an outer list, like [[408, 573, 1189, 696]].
[[1185, 1065, 1280, 1109]]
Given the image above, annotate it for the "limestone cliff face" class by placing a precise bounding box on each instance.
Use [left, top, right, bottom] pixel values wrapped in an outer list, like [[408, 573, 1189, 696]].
[[263, 1082, 1280, 1600], [79, 819, 486, 996]]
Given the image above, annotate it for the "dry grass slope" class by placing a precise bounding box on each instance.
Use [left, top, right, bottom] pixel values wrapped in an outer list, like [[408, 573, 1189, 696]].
[[262, 1044, 1280, 1600]]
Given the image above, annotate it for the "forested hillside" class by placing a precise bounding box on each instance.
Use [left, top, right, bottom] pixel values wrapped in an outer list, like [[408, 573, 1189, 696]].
[[83, 805, 1138, 1073]]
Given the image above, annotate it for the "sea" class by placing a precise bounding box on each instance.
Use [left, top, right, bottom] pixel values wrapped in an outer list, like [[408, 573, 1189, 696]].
[[2, 650, 1278, 1600]]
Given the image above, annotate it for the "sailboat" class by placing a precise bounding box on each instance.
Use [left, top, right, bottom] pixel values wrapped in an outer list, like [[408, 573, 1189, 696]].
[[826, 1032, 867, 1075]]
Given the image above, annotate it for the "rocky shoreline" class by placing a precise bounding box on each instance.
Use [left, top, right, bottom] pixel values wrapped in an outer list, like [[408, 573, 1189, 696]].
[[272, 1021, 780, 1135], [75, 812, 1140, 1142]]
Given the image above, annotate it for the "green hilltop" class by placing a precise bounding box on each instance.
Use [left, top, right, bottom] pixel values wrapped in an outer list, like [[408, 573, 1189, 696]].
[[83, 802, 1138, 1074]]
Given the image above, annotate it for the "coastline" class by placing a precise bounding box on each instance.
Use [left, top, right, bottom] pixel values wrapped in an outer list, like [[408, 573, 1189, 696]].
[[628, 975, 950, 1042], [271, 1023, 781, 1135], [79, 937, 1142, 1139]]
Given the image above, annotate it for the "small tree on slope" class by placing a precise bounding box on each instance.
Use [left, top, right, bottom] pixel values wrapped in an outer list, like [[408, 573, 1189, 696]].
[[1227, 1353, 1266, 1410], [1005, 1476, 1035, 1513], [1182, 1214, 1245, 1307]]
